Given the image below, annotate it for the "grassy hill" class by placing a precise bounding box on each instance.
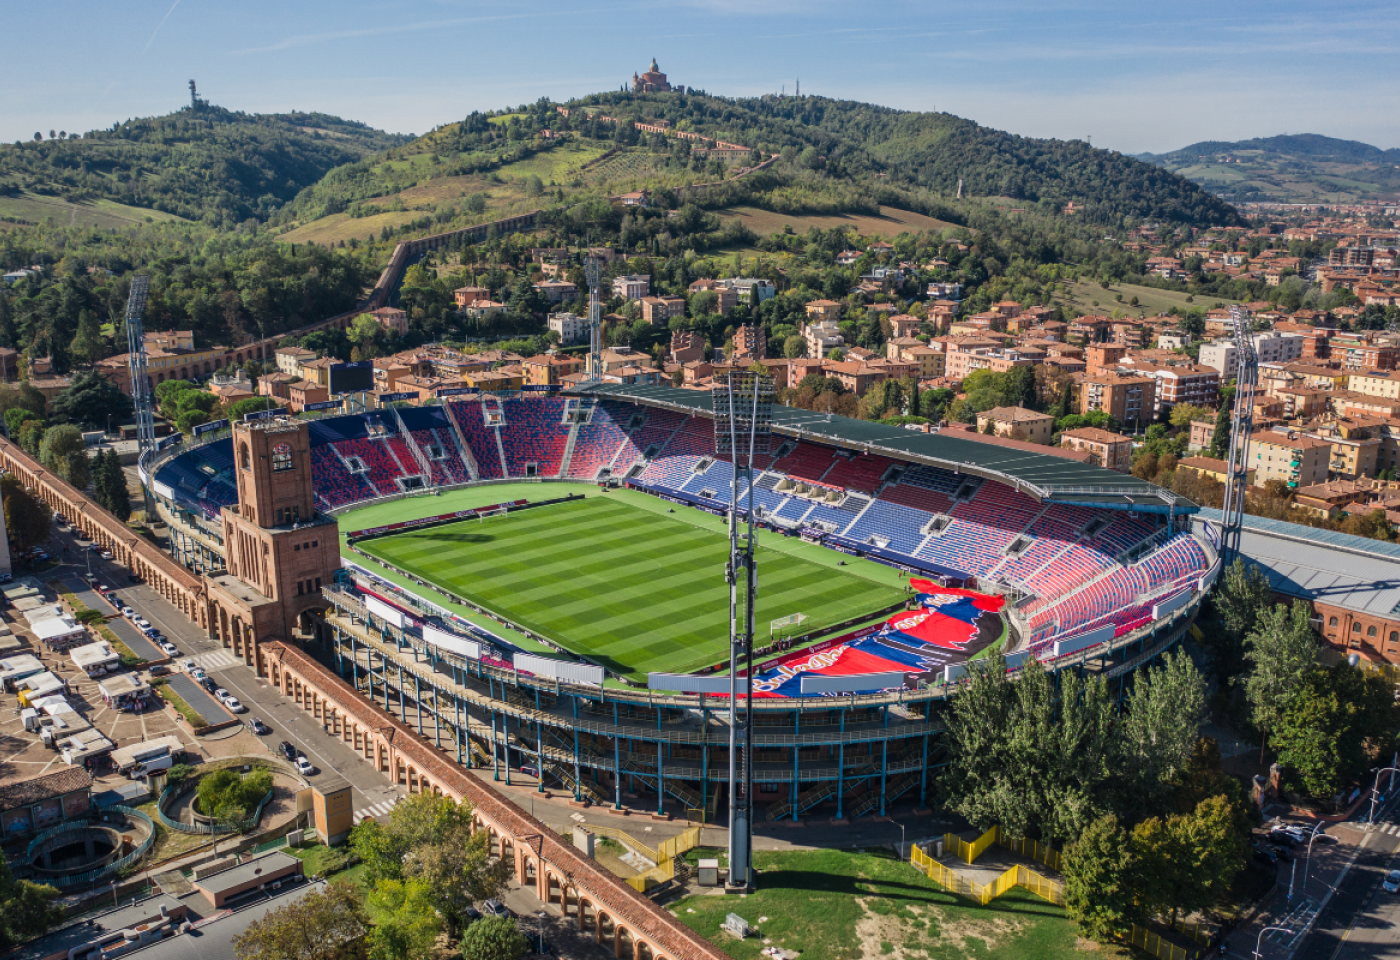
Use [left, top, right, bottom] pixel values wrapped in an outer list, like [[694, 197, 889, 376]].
[[0, 105, 410, 226], [1139, 134, 1400, 203]]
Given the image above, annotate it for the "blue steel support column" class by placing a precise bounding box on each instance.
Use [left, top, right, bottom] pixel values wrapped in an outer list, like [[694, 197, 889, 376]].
[[350, 633, 358, 690], [455, 696, 464, 766], [398, 664, 406, 726], [879, 739, 888, 817], [613, 738, 622, 810], [490, 712, 500, 781], [503, 714, 511, 785], [836, 743, 845, 820], [656, 744, 665, 816], [701, 745, 709, 823], [335, 627, 345, 679], [414, 674, 423, 735], [919, 732, 930, 809], [536, 721, 544, 793], [790, 748, 799, 821], [383, 654, 392, 713], [572, 730, 582, 802], [433, 686, 442, 750]]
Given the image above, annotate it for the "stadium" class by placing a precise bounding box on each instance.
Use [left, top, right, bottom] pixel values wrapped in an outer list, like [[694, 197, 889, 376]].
[[144, 384, 1219, 821]]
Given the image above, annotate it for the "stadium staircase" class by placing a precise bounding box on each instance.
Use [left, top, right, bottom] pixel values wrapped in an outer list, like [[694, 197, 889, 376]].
[[330, 444, 381, 497], [391, 407, 437, 487], [493, 428, 510, 478], [765, 757, 880, 821], [439, 402, 481, 481], [558, 413, 585, 478], [618, 752, 704, 809]]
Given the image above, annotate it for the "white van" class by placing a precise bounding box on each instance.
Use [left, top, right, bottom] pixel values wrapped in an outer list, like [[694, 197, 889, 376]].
[[130, 754, 174, 779]]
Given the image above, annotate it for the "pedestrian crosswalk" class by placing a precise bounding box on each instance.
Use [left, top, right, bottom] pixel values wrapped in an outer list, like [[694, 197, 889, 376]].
[[353, 799, 400, 825], [1376, 822, 1400, 835], [196, 650, 241, 671]]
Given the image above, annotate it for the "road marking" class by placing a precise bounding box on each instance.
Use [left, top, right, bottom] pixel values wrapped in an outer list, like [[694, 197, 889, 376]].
[[353, 799, 399, 824], [196, 650, 241, 671]]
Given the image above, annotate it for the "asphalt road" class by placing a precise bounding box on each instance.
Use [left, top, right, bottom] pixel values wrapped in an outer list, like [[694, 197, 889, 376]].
[[40, 525, 406, 825], [1296, 813, 1400, 960], [165, 672, 229, 725]]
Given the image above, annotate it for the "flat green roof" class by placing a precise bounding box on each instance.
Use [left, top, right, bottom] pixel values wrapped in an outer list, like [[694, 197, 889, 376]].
[[574, 382, 1193, 511]]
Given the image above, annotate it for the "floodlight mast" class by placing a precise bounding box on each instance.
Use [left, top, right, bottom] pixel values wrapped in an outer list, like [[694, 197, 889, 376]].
[[1219, 305, 1258, 563], [713, 371, 773, 893], [585, 256, 602, 383], [123, 276, 157, 517]]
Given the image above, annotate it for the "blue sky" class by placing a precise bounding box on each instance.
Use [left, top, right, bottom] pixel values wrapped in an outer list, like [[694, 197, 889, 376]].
[[6, 1, 1398, 155]]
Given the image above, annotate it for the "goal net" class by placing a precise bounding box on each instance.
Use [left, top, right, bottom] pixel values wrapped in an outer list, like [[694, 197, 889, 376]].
[[770, 612, 808, 638], [477, 506, 509, 522]]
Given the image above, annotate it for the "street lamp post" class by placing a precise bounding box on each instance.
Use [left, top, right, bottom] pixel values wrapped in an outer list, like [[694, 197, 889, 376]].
[[1253, 925, 1294, 959], [1367, 767, 1400, 827], [1302, 823, 1326, 895]]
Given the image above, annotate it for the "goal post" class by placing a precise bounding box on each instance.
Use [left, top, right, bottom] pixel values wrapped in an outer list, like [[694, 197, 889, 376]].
[[770, 612, 807, 639], [477, 506, 509, 522]]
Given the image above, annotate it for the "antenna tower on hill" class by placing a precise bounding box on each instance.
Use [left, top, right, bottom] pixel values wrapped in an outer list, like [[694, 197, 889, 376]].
[[188, 80, 208, 110]]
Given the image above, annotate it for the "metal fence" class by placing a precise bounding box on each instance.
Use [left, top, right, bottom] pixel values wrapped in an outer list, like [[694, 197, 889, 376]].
[[156, 784, 275, 835], [944, 825, 997, 864], [1126, 925, 1204, 960], [994, 826, 1062, 873], [46, 806, 157, 888], [910, 843, 1065, 908]]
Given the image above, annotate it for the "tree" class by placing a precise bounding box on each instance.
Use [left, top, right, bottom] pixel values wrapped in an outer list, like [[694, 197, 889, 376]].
[[1001, 364, 1037, 410], [39, 424, 85, 476], [1063, 814, 1141, 941], [1272, 663, 1398, 799], [459, 916, 527, 960], [1133, 794, 1246, 924], [51, 372, 133, 428], [233, 881, 368, 960], [1208, 402, 1231, 459], [0, 852, 60, 951], [783, 334, 807, 359], [226, 396, 278, 421], [198, 767, 273, 818], [94, 448, 131, 521], [71, 309, 105, 365], [368, 878, 443, 960], [1202, 559, 1272, 683], [350, 793, 510, 937], [1168, 403, 1212, 430], [1120, 650, 1207, 810], [1, 475, 52, 552], [65, 450, 92, 491], [1244, 602, 1320, 761], [18, 420, 46, 457]]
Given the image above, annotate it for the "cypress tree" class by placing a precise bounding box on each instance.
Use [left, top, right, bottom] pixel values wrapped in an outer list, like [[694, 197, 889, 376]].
[[106, 450, 132, 522]]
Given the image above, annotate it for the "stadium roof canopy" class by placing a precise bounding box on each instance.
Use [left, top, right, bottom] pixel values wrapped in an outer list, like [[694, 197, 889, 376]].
[[574, 383, 1193, 513], [1194, 507, 1400, 620]]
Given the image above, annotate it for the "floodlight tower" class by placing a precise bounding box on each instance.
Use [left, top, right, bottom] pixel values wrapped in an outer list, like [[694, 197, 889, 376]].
[[585, 255, 602, 383], [712, 370, 774, 893], [1219, 305, 1258, 563], [123, 276, 158, 516]]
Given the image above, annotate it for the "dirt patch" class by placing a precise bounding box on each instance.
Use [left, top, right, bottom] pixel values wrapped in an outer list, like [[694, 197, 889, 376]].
[[1076, 936, 1102, 951], [854, 897, 1026, 959]]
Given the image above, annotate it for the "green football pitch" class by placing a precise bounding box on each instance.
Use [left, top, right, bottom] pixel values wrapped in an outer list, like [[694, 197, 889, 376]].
[[355, 495, 908, 681]]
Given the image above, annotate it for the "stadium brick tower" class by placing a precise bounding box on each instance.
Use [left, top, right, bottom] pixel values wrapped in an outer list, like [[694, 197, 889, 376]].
[[203, 417, 340, 676]]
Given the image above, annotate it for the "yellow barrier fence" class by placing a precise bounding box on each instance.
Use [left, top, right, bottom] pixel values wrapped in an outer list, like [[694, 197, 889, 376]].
[[910, 849, 1066, 907], [1127, 924, 1200, 960], [657, 825, 702, 862], [618, 825, 702, 894], [943, 825, 998, 865], [994, 826, 1063, 873]]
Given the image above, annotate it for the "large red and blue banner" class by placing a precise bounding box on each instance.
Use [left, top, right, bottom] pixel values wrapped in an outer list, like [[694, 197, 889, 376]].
[[748, 582, 1005, 698]]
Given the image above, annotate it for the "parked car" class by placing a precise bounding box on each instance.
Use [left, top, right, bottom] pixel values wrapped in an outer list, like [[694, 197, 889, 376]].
[[223, 696, 245, 714], [134, 618, 151, 630], [215, 688, 232, 702], [294, 755, 315, 776], [84, 573, 96, 583], [247, 717, 270, 735], [100, 550, 113, 560], [481, 900, 511, 920], [120, 607, 134, 618], [147, 664, 170, 677], [279, 741, 297, 761], [1386, 870, 1400, 894], [181, 660, 198, 673], [199, 676, 217, 693], [158, 641, 178, 657]]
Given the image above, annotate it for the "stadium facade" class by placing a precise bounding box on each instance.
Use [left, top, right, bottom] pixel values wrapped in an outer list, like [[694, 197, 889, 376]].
[[138, 385, 1219, 821]]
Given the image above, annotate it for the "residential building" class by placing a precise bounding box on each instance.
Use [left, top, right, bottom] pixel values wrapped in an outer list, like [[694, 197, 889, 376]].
[[464, 369, 524, 391], [1198, 332, 1306, 375], [1347, 370, 1400, 400], [1060, 427, 1132, 472], [367, 307, 408, 337], [533, 280, 578, 303], [1128, 361, 1220, 416], [976, 406, 1054, 444], [804, 320, 844, 358], [717, 277, 776, 304], [548, 312, 589, 347], [732, 324, 767, 363], [1309, 419, 1382, 480], [639, 295, 686, 325], [522, 353, 585, 387], [275, 346, 317, 377], [611, 275, 651, 300], [823, 361, 888, 396], [1073, 371, 1156, 432], [670, 329, 706, 364], [1250, 429, 1331, 488], [1189, 418, 1217, 450], [804, 299, 842, 324], [1178, 456, 1252, 486], [453, 286, 489, 308], [287, 380, 329, 413]]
